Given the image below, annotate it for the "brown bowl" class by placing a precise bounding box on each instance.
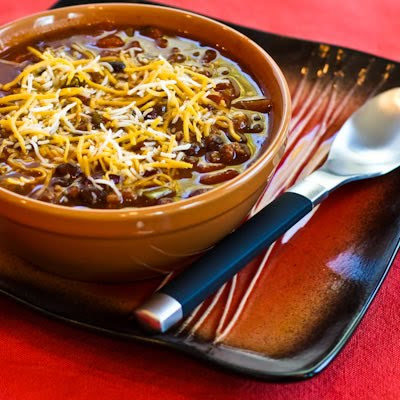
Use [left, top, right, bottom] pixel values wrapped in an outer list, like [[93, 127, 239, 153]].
[[0, 3, 290, 282]]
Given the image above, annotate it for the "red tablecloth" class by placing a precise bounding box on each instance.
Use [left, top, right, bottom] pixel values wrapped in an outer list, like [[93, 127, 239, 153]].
[[0, 1, 400, 399]]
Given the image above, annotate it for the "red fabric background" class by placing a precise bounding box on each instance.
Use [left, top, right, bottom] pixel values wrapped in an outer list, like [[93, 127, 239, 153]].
[[0, 1, 400, 399]]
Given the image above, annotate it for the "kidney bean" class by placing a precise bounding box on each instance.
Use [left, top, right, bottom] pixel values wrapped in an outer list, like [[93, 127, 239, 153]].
[[185, 142, 205, 157], [214, 79, 241, 106], [226, 130, 248, 143], [169, 119, 183, 135], [125, 28, 135, 37], [200, 169, 239, 185], [89, 72, 103, 83], [207, 93, 224, 104], [202, 49, 217, 63], [205, 151, 222, 163], [183, 155, 198, 165], [143, 170, 157, 177], [39, 189, 55, 203], [199, 69, 212, 77], [233, 113, 250, 133], [220, 142, 251, 165], [54, 163, 81, 179], [122, 189, 138, 206], [174, 132, 183, 141], [0, 129, 10, 138], [204, 134, 224, 151], [246, 123, 264, 133], [194, 163, 225, 173], [127, 41, 144, 53], [232, 97, 272, 113], [140, 26, 164, 39], [167, 53, 186, 63], [188, 188, 211, 197], [144, 103, 167, 120], [100, 50, 119, 58], [155, 38, 169, 48], [66, 185, 80, 199], [157, 197, 174, 205], [173, 168, 193, 179], [109, 174, 120, 184], [96, 35, 125, 48], [134, 196, 157, 207], [106, 193, 122, 208]]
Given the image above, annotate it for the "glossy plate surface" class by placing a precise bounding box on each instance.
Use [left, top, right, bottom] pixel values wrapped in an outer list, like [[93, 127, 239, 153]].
[[0, 0, 399, 380]]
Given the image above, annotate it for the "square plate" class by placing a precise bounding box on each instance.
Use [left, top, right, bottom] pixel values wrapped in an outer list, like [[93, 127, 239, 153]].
[[0, 0, 399, 381]]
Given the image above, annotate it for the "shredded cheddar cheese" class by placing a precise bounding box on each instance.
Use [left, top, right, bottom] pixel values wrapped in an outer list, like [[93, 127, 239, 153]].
[[0, 30, 267, 207]]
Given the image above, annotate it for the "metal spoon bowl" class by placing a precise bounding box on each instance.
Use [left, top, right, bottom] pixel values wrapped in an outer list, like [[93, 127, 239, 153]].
[[289, 87, 400, 203]]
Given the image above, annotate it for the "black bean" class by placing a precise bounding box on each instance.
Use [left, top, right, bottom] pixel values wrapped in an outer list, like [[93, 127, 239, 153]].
[[109, 61, 126, 72]]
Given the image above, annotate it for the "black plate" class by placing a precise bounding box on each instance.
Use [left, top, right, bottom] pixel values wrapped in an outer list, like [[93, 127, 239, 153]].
[[0, 0, 398, 381]]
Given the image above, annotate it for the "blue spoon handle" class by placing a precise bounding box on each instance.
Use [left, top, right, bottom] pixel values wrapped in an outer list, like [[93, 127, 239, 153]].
[[134, 192, 313, 332]]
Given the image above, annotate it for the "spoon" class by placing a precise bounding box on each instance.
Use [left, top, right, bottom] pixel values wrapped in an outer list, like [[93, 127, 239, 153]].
[[135, 87, 400, 333]]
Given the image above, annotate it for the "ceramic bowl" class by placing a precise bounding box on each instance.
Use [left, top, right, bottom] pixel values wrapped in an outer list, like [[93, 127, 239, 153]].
[[0, 3, 290, 282]]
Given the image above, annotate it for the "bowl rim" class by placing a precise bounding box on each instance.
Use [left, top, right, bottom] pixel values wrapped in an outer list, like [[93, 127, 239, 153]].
[[0, 3, 291, 222]]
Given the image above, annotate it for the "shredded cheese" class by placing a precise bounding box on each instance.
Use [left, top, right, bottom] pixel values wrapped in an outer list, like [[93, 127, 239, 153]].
[[0, 36, 248, 204]]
